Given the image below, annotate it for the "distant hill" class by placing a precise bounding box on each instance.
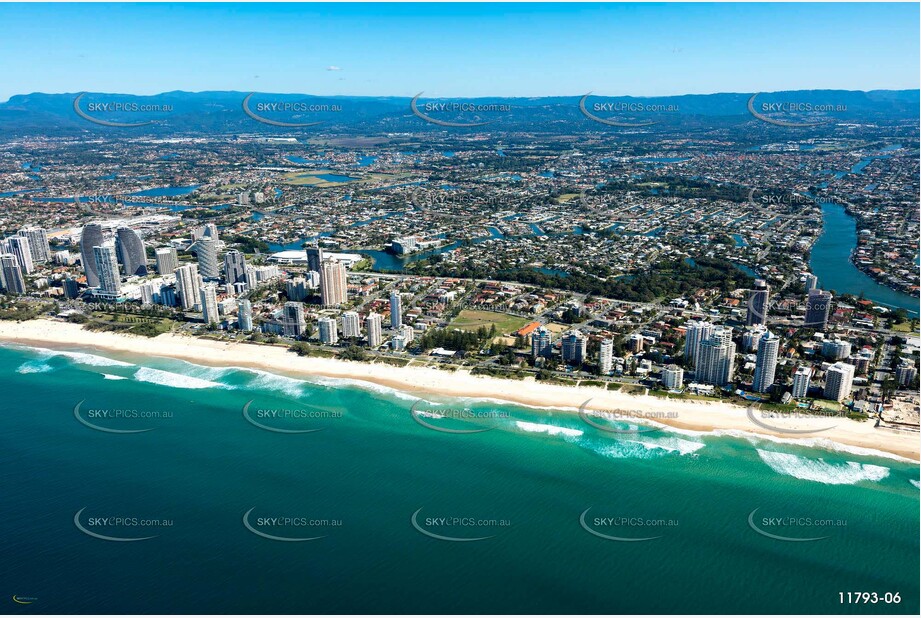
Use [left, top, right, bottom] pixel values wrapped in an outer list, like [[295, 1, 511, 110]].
[[0, 89, 917, 136]]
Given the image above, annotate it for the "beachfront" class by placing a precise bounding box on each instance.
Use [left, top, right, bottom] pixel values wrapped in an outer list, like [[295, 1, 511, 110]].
[[0, 318, 917, 461]]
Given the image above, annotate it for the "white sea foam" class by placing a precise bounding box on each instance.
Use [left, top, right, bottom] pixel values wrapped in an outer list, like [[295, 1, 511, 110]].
[[245, 369, 307, 398], [515, 420, 583, 438], [756, 449, 890, 485], [308, 375, 421, 401], [16, 360, 52, 374], [910, 479, 920, 489], [133, 367, 228, 390], [723, 431, 917, 464], [102, 374, 127, 380], [579, 435, 705, 460], [35, 348, 135, 368]]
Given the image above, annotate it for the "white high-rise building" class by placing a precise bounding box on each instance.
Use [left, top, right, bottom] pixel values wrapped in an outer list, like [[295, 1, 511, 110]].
[[139, 282, 157, 305], [200, 285, 220, 327], [598, 338, 614, 375], [155, 247, 179, 275], [175, 264, 202, 311], [752, 331, 780, 393], [8, 236, 34, 274], [662, 365, 684, 389], [531, 326, 552, 359], [195, 238, 220, 280], [684, 320, 714, 365], [18, 227, 50, 263], [792, 366, 812, 398], [742, 326, 768, 352], [366, 312, 382, 348], [318, 317, 339, 344], [821, 339, 852, 360], [696, 326, 736, 386], [237, 299, 253, 331], [389, 291, 402, 328], [804, 273, 818, 291], [93, 244, 121, 296], [320, 259, 348, 307], [399, 324, 415, 344], [341, 311, 361, 338], [824, 362, 855, 402]]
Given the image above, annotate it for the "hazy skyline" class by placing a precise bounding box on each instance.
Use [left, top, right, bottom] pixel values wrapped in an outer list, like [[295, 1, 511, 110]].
[[0, 2, 918, 101]]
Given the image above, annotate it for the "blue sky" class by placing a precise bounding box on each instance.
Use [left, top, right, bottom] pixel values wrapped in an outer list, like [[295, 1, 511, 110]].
[[0, 2, 918, 100]]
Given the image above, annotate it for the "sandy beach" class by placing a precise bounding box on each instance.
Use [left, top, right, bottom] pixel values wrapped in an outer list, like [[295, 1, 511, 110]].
[[1, 318, 918, 461]]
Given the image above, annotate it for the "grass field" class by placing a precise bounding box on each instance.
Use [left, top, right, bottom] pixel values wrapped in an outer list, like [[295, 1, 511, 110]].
[[450, 310, 531, 335]]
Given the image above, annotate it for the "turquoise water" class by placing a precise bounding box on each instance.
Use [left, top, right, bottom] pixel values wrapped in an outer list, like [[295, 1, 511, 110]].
[[1, 343, 917, 614], [810, 202, 919, 315]]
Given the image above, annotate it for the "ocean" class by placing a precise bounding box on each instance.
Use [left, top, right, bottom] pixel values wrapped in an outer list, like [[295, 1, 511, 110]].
[[1, 343, 918, 614]]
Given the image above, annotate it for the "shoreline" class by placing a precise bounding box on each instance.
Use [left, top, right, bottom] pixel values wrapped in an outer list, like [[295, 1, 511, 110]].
[[0, 318, 918, 461]]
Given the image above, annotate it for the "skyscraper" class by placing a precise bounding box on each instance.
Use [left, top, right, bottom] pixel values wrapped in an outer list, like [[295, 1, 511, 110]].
[[531, 326, 552, 359], [804, 289, 833, 329], [598, 338, 613, 375], [341, 311, 361, 338], [140, 282, 157, 305], [115, 226, 147, 276], [824, 362, 855, 402], [662, 365, 684, 389], [283, 302, 306, 338], [804, 273, 818, 291], [93, 244, 121, 296], [286, 277, 310, 302], [237, 299, 253, 331], [366, 312, 382, 348], [200, 285, 220, 327], [224, 250, 247, 284], [306, 245, 324, 273], [318, 317, 339, 344], [751, 331, 779, 393], [792, 366, 812, 398], [195, 238, 220, 280], [175, 264, 202, 311], [746, 279, 770, 326], [683, 320, 714, 365], [18, 227, 50, 263], [155, 247, 179, 275], [0, 254, 26, 294], [8, 236, 34, 274], [696, 326, 736, 386], [79, 223, 105, 287], [561, 330, 587, 365], [320, 259, 348, 307], [389, 291, 402, 328]]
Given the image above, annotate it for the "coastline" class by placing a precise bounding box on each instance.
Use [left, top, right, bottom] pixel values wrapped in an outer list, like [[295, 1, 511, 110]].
[[1, 318, 918, 461]]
